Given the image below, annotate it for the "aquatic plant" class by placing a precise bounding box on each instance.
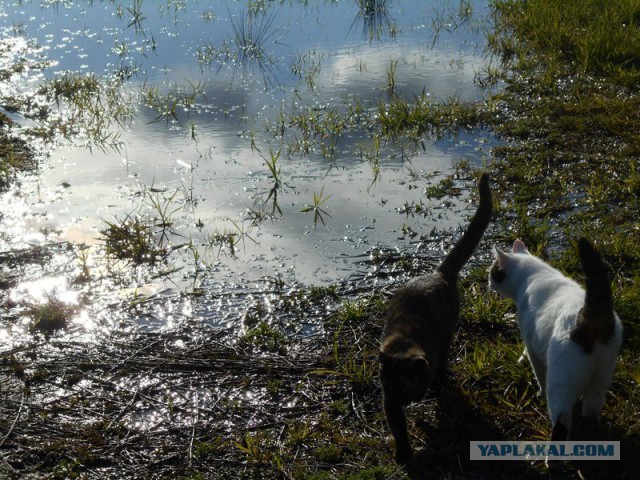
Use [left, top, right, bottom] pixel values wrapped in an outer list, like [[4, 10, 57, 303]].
[[290, 50, 324, 91], [101, 214, 165, 264], [431, 0, 474, 48], [385, 59, 398, 99], [261, 149, 284, 215], [232, 8, 279, 86], [0, 129, 36, 191], [142, 80, 206, 125], [240, 320, 288, 354], [300, 187, 331, 227], [74, 244, 92, 284], [351, 0, 393, 42], [27, 295, 77, 338], [205, 219, 257, 258], [126, 0, 146, 34], [377, 90, 485, 141], [99, 185, 187, 265], [39, 72, 135, 151], [424, 175, 458, 200], [199, 7, 280, 88], [206, 228, 239, 258]]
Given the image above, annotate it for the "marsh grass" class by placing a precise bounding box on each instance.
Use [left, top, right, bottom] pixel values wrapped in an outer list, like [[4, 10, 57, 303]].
[[350, 0, 394, 43], [211, 7, 280, 88], [101, 214, 164, 264], [126, 0, 146, 35], [26, 295, 77, 338], [39, 72, 135, 150], [431, 0, 475, 48], [0, 127, 36, 191], [300, 186, 331, 227], [377, 91, 486, 141], [142, 80, 206, 125], [290, 50, 324, 91], [240, 320, 289, 354], [489, 0, 640, 87], [99, 186, 186, 265], [284, 103, 364, 158], [261, 149, 285, 215]]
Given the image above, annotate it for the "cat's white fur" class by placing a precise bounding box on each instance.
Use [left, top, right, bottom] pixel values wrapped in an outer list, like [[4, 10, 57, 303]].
[[489, 239, 622, 438]]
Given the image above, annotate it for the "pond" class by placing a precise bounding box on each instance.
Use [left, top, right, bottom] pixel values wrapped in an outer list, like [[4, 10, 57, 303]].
[[0, 0, 494, 336]]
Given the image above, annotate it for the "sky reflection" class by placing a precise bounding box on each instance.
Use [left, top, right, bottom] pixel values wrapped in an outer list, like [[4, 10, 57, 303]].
[[0, 0, 495, 334]]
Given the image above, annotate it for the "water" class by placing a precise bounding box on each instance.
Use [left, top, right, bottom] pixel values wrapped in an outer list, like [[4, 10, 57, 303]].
[[0, 0, 494, 334]]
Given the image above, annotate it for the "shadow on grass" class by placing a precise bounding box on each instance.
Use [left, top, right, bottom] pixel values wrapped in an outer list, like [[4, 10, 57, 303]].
[[407, 382, 540, 479], [402, 380, 639, 480]]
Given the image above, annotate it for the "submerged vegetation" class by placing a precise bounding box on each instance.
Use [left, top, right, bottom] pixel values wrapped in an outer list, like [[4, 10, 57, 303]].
[[38, 72, 135, 150], [0, 118, 36, 190], [1, 0, 640, 478]]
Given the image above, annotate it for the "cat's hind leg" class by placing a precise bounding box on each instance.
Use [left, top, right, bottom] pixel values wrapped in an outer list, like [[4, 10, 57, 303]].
[[548, 394, 577, 441], [546, 344, 589, 440], [575, 384, 609, 440], [581, 391, 605, 425]]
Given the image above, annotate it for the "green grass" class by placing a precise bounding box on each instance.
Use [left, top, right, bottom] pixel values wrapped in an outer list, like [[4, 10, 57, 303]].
[[0, 130, 36, 190], [101, 214, 165, 264], [377, 91, 486, 141], [489, 0, 640, 86], [300, 187, 332, 227], [27, 296, 77, 338], [241, 320, 289, 353], [39, 72, 134, 150]]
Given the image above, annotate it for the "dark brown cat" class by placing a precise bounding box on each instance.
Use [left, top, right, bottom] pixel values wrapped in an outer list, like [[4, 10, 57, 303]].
[[379, 173, 492, 464]]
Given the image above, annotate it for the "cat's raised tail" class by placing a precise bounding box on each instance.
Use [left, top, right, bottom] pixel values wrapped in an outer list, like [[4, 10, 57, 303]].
[[572, 237, 617, 352], [579, 237, 614, 316], [437, 172, 492, 279]]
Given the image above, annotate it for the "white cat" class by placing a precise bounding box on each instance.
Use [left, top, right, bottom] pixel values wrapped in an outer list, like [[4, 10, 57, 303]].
[[489, 237, 622, 440]]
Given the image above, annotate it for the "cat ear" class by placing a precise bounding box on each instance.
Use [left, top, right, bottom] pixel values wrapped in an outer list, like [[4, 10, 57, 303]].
[[513, 238, 529, 254], [494, 246, 511, 268]]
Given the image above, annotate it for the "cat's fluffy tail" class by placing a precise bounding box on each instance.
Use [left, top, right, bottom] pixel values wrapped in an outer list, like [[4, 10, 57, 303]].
[[437, 173, 492, 279], [578, 237, 614, 318]]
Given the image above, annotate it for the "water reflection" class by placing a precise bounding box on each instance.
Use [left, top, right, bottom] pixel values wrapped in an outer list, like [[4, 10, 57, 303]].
[[350, 0, 394, 43], [0, 0, 495, 336]]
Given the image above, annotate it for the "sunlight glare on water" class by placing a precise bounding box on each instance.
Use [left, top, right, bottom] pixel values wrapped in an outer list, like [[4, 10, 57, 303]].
[[0, 0, 496, 333]]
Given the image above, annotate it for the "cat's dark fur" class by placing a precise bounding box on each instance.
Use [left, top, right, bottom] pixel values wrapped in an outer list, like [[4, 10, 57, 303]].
[[379, 173, 492, 464]]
